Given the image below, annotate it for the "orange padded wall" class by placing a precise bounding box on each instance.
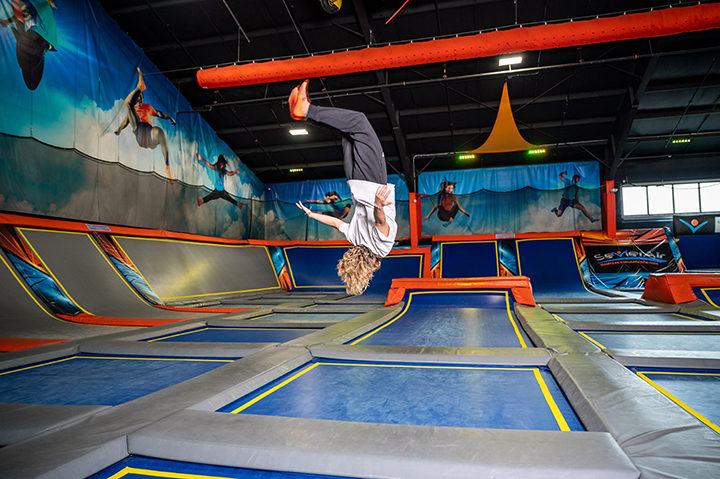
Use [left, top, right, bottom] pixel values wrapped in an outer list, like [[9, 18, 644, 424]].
[[197, 4, 720, 88]]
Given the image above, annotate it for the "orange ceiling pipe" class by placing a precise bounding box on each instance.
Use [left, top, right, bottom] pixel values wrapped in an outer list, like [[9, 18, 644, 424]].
[[197, 4, 720, 89]]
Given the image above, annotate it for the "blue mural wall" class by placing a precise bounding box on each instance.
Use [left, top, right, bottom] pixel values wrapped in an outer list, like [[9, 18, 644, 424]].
[[419, 161, 601, 235], [0, 0, 263, 238], [264, 174, 410, 241]]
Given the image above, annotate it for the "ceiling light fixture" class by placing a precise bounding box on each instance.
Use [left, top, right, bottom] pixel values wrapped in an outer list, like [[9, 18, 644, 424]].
[[289, 168, 304, 173], [289, 128, 308, 136], [498, 55, 523, 66]]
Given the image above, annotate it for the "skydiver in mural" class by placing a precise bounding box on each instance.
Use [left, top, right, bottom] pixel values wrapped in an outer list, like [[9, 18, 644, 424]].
[[423, 180, 471, 224], [551, 171, 599, 222], [195, 153, 244, 208], [114, 68, 176, 182], [0, 0, 58, 90], [305, 191, 351, 219], [290, 79, 397, 296]]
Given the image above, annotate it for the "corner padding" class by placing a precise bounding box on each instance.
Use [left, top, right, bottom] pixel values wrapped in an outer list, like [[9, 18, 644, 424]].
[[385, 277, 535, 307], [643, 273, 720, 304]]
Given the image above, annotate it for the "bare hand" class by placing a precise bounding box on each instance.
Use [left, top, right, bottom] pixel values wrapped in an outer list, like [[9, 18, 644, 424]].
[[296, 201, 312, 216], [374, 185, 393, 208]]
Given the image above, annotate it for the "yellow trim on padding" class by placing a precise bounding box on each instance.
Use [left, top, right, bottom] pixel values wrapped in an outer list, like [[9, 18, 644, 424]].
[[700, 287, 720, 309], [228, 361, 574, 431], [106, 466, 239, 479], [532, 368, 571, 431], [351, 290, 526, 347], [439, 240, 500, 278], [147, 327, 309, 342], [671, 313, 707, 322], [0, 355, 233, 376], [113, 236, 280, 299], [515, 237, 603, 297], [576, 331, 607, 349], [0, 252, 57, 320], [637, 371, 720, 435], [16, 228, 92, 314]]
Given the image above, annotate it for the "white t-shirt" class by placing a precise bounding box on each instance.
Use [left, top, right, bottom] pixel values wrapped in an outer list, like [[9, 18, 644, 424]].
[[338, 179, 397, 257]]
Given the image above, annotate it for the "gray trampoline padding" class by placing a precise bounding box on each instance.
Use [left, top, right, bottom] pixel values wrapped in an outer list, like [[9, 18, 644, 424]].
[[542, 303, 679, 314], [0, 346, 311, 479], [18, 229, 197, 319], [608, 350, 720, 369], [211, 319, 339, 329], [78, 340, 274, 358], [310, 344, 552, 366], [282, 304, 402, 346], [555, 312, 706, 323], [129, 410, 639, 479], [0, 403, 109, 446], [0, 343, 80, 372], [0, 251, 134, 339], [566, 321, 720, 332], [113, 235, 280, 299], [274, 305, 379, 313], [550, 354, 720, 479], [513, 305, 600, 354]]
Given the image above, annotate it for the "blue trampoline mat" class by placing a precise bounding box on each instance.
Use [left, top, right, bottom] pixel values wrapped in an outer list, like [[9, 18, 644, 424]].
[[146, 328, 319, 343], [249, 313, 359, 321], [0, 355, 233, 405], [580, 332, 720, 352], [219, 359, 584, 432], [351, 291, 531, 348], [517, 238, 605, 298], [440, 241, 499, 278], [633, 367, 720, 435], [88, 456, 349, 479], [555, 313, 707, 323]]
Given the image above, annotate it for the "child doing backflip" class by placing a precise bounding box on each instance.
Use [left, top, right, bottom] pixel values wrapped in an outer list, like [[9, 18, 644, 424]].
[[291, 80, 397, 295]]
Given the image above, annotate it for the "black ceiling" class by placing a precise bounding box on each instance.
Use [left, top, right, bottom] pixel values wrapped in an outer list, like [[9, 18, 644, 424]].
[[97, 0, 720, 188]]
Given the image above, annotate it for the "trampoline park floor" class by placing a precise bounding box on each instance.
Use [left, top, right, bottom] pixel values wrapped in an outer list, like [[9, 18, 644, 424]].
[[88, 456, 349, 479], [579, 331, 720, 352], [218, 359, 583, 432], [553, 312, 708, 323], [630, 367, 720, 435], [0, 354, 234, 406], [144, 327, 320, 343], [349, 290, 532, 348]]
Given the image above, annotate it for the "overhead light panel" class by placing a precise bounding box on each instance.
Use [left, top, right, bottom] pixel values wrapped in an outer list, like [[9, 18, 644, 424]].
[[289, 168, 303, 173], [671, 138, 691, 144], [289, 128, 308, 136], [457, 153, 476, 160], [527, 148, 546, 155], [498, 55, 523, 66]]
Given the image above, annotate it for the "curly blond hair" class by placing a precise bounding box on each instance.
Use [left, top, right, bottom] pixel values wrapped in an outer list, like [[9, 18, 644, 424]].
[[337, 245, 382, 296]]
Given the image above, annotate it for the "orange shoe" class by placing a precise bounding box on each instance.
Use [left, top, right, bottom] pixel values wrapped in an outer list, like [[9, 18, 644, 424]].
[[290, 79, 310, 120]]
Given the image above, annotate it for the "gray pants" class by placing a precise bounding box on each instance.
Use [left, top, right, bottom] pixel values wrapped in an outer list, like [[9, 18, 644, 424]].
[[306, 104, 387, 184]]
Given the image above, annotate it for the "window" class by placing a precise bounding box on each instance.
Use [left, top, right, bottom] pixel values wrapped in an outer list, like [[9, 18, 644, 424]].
[[621, 182, 720, 216]]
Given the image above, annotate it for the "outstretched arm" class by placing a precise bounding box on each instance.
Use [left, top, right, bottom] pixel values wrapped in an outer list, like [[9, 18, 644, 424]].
[[457, 203, 471, 217], [424, 204, 438, 220], [196, 153, 214, 169], [305, 199, 324, 204], [373, 185, 393, 237], [114, 116, 129, 135], [558, 171, 567, 181], [226, 168, 242, 176], [155, 110, 176, 125], [296, 201, 344, 229]]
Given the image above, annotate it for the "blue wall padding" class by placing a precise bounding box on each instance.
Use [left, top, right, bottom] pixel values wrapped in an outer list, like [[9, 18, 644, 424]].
[[284, 247, 422, 292], [148, 328, 318, 343], [88, 456, 345, 478], [0, 355, 231, 405], [694, 287, 720, 308], [676, 235, 720, 269], [582, 332, 720, 352], [631, 367, 720, 435], [354, 291, 531, 348], [516, 238, 600, 298], [440, 242, 499, 278], [219, 360, 583, 432]]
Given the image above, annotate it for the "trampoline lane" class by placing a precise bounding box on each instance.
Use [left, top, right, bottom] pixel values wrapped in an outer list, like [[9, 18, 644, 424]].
[[438, 240, 499, 278], [350, 290, 531, 348], [16, 228, 196, 320], [516, 238, 608, 299], [633, 367, 720, 435], [578, 331, 720, 352], [145, 327, 319, 343], [218, 359, 583, 432]]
